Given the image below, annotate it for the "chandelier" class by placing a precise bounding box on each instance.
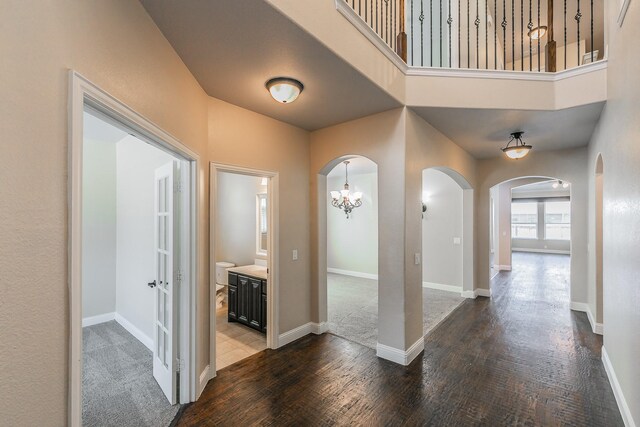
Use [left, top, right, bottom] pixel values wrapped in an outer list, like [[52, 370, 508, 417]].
[[501, 131, 532, 160], [330, 161, 363, 219]]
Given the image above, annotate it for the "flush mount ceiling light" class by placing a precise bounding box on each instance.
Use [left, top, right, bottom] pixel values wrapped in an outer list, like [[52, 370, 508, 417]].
[[552, 180, 570, 189], [265, 77, 304, 104], [501, 131, 532, 160], [330, 161, 363, 219], [528, 25, 548, 40]]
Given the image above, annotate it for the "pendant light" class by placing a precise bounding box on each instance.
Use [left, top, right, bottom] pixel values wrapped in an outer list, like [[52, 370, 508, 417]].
[[501, 131, 532, 160], [329, 161, 363, 219]]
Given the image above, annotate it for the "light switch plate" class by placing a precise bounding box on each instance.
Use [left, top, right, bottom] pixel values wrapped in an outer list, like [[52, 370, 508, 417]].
[[414, 253, 421, 265], [292, 249, 298, 261], [453, 237, 461, 245]]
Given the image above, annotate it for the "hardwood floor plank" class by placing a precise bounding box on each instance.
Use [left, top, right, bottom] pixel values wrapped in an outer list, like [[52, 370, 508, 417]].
[[176, 253, 623, 426]]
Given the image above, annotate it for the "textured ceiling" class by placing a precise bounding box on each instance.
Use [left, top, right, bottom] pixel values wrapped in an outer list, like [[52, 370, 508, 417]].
[[140, 0, 401, 131]]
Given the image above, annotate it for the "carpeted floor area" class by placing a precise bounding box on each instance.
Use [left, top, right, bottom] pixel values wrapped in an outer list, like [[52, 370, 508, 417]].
[[82, 321, 180, 427], [327, 273, 465, 349]]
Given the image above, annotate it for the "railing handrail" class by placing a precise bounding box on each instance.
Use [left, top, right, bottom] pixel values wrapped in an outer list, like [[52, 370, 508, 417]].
[[337, 0, 606, 81], [339, 0, 603, 74]]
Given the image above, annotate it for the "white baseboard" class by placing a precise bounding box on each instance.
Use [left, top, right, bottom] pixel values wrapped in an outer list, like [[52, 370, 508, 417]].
[[496, 265, 512, 271], [513, 248, 570, 255], [114, 313, 153, 352], [278, 322, 314, 347], [327, 268, 378, 280], [376, 338, 424, 366], [422, 281, 462, 294], [311, 322, 328, 334], [570, 302, 603, 335], [198, 365, 210, 399], [82, 312, 115, 327], [462, 288, 491, 299], [602, 346, 637, 427]]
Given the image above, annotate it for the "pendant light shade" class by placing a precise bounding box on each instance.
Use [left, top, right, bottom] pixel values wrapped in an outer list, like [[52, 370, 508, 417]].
[[528, 25, 548, 40], [266, 77, 304, 104], [502, 131, 532, 160]]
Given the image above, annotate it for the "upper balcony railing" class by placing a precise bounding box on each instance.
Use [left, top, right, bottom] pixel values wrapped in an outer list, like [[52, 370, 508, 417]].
[[342, 0, 604, 72]]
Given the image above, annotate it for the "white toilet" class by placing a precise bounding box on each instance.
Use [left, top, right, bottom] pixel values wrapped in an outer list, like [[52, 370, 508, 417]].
[[215, 261, 235, 309]]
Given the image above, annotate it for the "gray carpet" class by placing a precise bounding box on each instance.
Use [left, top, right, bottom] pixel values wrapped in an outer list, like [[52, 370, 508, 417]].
[[327, 273, 465, 349], [83, 321, 179, 427]]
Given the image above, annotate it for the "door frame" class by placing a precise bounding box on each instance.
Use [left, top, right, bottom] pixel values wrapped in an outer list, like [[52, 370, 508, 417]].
[[208, 163, 280, 377], [68, 71, 199, 426]]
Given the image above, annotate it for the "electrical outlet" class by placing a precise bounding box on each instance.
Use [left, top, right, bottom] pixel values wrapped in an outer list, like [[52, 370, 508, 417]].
[[292, 249, 298, 261], [414, 253, 421, 265]]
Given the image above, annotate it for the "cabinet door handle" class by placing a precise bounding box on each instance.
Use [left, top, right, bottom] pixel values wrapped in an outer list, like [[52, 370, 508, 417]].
[[147, 280, 157, 288]]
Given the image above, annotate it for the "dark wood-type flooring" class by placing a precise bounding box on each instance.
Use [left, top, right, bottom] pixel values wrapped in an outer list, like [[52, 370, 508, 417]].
[[176, 253, 623, 426]]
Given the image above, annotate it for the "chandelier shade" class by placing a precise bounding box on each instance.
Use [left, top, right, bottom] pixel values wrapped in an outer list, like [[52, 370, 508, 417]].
[[502, 131, 532, 160]]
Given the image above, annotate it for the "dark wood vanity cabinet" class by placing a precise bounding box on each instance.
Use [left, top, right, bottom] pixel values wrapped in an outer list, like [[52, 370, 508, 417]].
[[228, 272, 267, 333]]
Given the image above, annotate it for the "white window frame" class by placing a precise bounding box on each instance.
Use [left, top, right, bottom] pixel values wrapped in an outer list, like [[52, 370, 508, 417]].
[[511, 201, 538, 240], [543, 200, 571, 241]]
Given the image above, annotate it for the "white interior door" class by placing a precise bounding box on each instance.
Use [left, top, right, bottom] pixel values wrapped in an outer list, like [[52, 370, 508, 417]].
[[153, 161, 179, 404]]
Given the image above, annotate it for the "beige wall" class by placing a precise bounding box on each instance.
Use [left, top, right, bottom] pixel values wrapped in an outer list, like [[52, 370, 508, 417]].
[[310, 108, 407, 350], [587, 0, 640, 422], [404, 109, 477, 347], [208, 97, 311, 334], [0, 1, 210, 425], [476, 148, 589, 303]]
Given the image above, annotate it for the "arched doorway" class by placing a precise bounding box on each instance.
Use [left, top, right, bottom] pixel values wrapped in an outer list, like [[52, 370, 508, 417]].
[[595, 154, 604, 334], [320, 156, 379, 348], [421, 167, 474, 335], [489, 176, 573, 301]]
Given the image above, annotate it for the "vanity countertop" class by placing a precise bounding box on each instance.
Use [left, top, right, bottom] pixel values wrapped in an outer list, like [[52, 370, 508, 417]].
[[227, 264, 268, 280]]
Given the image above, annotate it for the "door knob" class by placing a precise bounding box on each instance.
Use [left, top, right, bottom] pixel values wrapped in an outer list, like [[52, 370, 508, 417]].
[[147, 280, 157, 288]]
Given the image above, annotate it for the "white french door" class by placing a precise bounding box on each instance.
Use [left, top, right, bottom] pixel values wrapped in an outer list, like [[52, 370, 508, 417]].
[[153, 161, 179, 404]]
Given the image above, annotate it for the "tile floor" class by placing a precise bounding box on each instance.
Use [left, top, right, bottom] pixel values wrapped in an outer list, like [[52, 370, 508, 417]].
[[215, 306, 266, 369]]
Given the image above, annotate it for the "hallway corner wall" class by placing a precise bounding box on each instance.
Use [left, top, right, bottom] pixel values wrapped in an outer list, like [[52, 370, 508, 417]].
[[586, 1, 640, 423]]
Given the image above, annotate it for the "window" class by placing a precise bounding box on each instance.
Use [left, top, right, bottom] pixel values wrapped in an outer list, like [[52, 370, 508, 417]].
[[511, 202, 538, 239], [545, 201, 571, 240]]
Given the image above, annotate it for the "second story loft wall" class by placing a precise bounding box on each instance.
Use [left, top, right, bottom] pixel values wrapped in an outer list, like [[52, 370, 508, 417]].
[[476, 147, 589, 301], [207, 97, 312, 334], [586, 1, 640, 424], [271, 0, 607, 112], [0, 1, 211, 424]]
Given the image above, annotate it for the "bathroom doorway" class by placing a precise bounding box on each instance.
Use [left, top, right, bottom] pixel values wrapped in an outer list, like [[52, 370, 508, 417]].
[[208, 163, 279, 377]]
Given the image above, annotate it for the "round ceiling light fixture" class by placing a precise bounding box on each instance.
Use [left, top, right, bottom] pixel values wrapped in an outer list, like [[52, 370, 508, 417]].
[[501, 131, 532, 160], [265, 77, 304, 104], [528, 25, 548, 40]]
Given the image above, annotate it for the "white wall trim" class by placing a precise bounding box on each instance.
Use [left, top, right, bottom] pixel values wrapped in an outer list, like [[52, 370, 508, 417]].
[[570, 302, 603, 335], [209, 163, 280, 375], [618, 0, 631, 26], [278, 322, 314, 347], [68, 71, 199, 426], [197, 365, 210, 399], [512, 248, 571, 255], [328, 267, 378, 280], [422, 281, 463, 294], [602, 346, 637, 427], [496, 265, 512, 271], [114, 313, 153, 352], [376, 338, 424, 366], [407, 59, 608, 81], [311, 322, 329, 335], [82, 312, 115, 327], [462, 288, 492, 299]]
